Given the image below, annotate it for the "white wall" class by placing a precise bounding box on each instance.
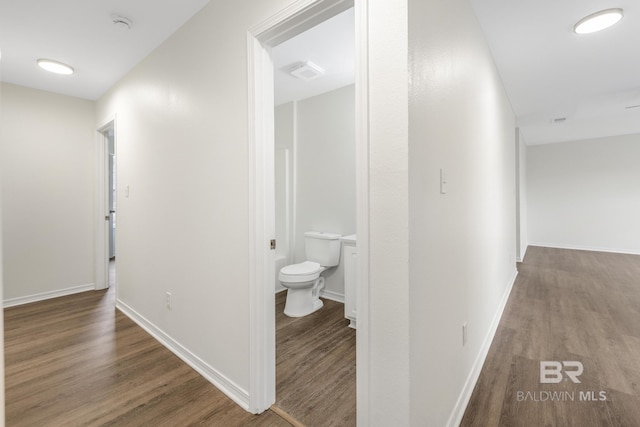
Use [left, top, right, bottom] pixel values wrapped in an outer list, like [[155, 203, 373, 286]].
[[294, 84, 355, 297], [366, 0, 411, 424], [516, 128, 528, 261], [528, 133, 640, 254], [408, 0, 517, 425], [1, 83, 96, 305], [95, 0, 293, 404], [0, 78, 6, 426], [274, 101, 294, 292], [274, 85, 355, 297]]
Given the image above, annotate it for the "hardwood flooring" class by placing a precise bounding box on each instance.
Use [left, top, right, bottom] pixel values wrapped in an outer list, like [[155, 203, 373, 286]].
[[8, 248, 637, 426], [274, 292, 356, 426], [461, 246, 640, 427], [5, 277, 355, 426]]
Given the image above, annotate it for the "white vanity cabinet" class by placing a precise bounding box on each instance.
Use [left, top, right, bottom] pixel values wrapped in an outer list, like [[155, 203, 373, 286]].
[[341, 234, 357, 329]]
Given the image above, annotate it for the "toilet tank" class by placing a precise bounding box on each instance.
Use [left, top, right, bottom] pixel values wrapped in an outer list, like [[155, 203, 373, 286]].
[[304, 231, 342, 267]]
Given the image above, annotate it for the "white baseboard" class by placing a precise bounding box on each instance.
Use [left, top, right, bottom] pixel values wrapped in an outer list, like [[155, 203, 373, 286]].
[[529, 242, 640, 256], [3, 283, 96, 308], [320, 289, 345, 304], [516, 244, 528, 263], [276, 288, 345, 303], [447, 268, 519, 427], [116, 299, 250, 411]]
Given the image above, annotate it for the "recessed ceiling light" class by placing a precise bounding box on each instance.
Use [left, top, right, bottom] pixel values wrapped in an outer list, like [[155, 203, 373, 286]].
[[37, 59, 74, 75], [574, 8, 623, 34]]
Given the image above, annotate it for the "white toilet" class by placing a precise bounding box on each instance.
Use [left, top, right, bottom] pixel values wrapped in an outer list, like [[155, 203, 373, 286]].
[[278, 231, 342, 317]]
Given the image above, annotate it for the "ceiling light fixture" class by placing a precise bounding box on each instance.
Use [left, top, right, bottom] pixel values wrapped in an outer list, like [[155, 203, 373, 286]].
[[574, 8, 623, 34], [37, 58, 74, 75]]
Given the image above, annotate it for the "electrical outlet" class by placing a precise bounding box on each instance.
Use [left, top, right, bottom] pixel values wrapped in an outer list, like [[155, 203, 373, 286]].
[[462, 322, 468, 346], [166, 292, 172, 310]]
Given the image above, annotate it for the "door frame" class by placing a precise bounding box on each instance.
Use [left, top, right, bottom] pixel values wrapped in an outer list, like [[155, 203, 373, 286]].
[[247, 0, 370, 420], [95, 117, 116, 291]]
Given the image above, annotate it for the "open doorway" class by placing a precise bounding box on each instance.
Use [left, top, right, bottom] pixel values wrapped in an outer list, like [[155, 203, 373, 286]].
[[271, 7, 356, 424], [96, 119, 117, 293], [247, 0, 370, 423], [107, 127, 116, 287]]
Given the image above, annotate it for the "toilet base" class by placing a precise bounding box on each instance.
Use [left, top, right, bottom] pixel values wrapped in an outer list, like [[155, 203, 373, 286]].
[[283, 277, 325, 317]]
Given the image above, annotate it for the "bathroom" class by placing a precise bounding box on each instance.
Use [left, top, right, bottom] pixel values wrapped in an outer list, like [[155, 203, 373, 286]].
[[271, 8, 357, 424], [274, 82, 355, 305], [273, 8, 355, 313]]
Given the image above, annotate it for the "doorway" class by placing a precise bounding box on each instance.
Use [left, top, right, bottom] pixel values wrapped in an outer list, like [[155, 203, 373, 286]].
[[108, 129, 116, 261], [96, 119, 117, 293], [247, 0, 370, 422], [107, 127, 116, 288], [272, 7, 356, 423]]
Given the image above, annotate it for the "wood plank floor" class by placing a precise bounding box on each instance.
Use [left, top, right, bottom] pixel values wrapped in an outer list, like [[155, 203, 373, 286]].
[[5, 278, 355, 425], [274, 292, 356, 426], [461, 246, 640, 427]]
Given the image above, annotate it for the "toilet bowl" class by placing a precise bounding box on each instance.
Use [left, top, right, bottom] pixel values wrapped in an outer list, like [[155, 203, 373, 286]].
[[278, 261, 327, 317], [278, 232, 341, 317]]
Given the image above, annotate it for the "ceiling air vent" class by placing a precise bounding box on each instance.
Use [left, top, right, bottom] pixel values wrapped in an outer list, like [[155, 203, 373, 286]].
[[625, 104, 640, 110], [552, 117, 567, 124], [289, 61, 325, 80]]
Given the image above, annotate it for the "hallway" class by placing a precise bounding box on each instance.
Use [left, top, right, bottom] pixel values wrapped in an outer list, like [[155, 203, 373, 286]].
[[4, 283, 355, 426], [4, 287, 288, 426]]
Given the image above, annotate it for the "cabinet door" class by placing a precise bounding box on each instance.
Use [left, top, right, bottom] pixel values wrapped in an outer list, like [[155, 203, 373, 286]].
[[344, 245, 357, 323]]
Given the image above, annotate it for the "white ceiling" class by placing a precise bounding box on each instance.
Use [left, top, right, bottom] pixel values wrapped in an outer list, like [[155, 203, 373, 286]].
[[1, 1, 637, 145], [273, 8, 354, 106], [469, 0, 640, 144], [0, 0, 210, 100]]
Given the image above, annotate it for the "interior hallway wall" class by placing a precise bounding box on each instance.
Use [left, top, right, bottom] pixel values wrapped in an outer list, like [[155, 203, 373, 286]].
[[527, 133, 640, 254], [1, 83, 96, 305], [408, 0, 517, 425], [96, 0, 297, 404], [365, 0, 411, 423]]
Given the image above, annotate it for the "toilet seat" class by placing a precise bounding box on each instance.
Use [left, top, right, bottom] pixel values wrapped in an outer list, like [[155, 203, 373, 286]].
[[278, 261, 323, 283]]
